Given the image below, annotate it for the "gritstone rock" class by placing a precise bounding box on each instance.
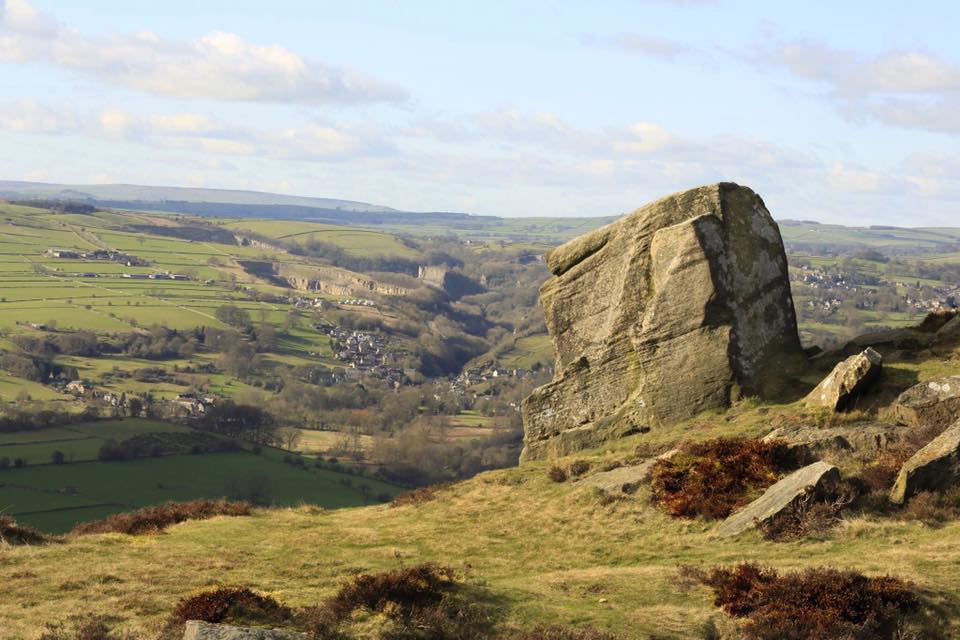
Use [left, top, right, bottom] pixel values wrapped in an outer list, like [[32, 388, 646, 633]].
[[895, 376, 960, 430], [804, 348, 882, 412], [182, 621, 306, 640], [716, 461, 840, 537], [521, 183, 804, 460], [890, 420, 960, 505]]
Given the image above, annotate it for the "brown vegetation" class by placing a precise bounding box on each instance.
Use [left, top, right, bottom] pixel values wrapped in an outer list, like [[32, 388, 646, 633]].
[[163, 586, 292, 638], [650, 438, 810, 519], [759, 490, 853, 541], [390, 484, 446, 508], [546, 466, 568, 483], [691, 563, 921, 640], [70, 499, 251, 536], [506, 625, 617, 640], [39, 617, 138, 640], [0, 515, 51, 545], [309, 563, 495, 640]]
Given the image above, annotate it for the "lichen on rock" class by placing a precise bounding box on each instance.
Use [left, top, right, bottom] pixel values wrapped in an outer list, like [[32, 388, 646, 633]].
[[521, 183, 805, 460]]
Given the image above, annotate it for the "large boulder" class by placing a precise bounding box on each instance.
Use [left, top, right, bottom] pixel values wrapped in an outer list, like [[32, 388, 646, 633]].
[[183, 621, 306, 640], [716, 461, 840, 537], [894, 376, 960, 430], [520, 183, 804, 460], [890, 420, 960, 505], [804, 348, 882, 412]]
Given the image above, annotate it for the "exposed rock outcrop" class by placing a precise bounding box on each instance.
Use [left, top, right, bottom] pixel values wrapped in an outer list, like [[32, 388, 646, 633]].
[[804, 348, 882, 412], [520, 183, 805, 460], [895, 376, 960, 430], [580, 449, 679, 494], [938, 315, 960, 342], [890, 420, 960, 505], [716, 461, 840, 537], [183, 621, 306, 640], [763, 421, 902, 455]]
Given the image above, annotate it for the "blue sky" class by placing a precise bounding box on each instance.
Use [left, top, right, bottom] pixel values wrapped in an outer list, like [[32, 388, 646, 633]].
[[0, 0, 958, 224]]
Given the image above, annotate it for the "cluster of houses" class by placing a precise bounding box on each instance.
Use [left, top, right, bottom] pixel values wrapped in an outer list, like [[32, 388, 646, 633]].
[[46, 248, 147, 267], [121, 271, 191, 280], [793, 266, 960, 315], [290, 296, 376, 310], [322, 327, 409, 386], [64, 380, 128, 409], [171, 392, 217, 417], [337, 298, 377, 307], [448, 363, 537, 396]]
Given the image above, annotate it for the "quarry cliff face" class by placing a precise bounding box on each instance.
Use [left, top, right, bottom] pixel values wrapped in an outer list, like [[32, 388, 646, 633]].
[[521, 183, 805, 460]]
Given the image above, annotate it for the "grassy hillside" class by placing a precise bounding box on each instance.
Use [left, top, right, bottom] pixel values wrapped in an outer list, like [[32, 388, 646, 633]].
[[5, 335, 960, 638]]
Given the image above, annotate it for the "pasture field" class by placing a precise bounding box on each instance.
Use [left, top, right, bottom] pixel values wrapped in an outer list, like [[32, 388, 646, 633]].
[[225, 219, 419, 258], [0, 420, 402, 533], [293, 428, 375, 456], [0, 419, 191, 465], [496, 334, 553, 369]]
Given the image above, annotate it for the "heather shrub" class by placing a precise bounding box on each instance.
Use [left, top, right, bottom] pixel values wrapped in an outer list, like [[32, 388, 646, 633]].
[[506, 624, 618, 639], [901, 488, 960, 526], [547, 466, 568, 483], [70, 499, 250, 535], [312, 563, 496, 640], [694, 563, 921, 640], [166, 586, 292, 634], [0, 515, 50, 545], [650, 438, 810, 519], [567, 460, 591, 477], [760, 487, 854, 541], [39, 616, 138, 640], [391, 485, 446, 508]]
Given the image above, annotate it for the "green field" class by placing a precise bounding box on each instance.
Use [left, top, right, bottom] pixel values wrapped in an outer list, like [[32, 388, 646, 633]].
[[226, 220, 420, 258], [0, 420, 401, 534], [497, 334, 553, 369], [0, 418, 189, 465]]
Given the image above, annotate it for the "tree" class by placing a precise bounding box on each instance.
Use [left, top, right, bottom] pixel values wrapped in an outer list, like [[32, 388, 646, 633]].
[[255, 323, 278, 353], [50, 450, 65, 464], [215, 304, 252, 331], [278, 427, 303, 452]]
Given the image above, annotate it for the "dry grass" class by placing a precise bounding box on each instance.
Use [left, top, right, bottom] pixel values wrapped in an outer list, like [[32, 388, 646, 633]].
[[4, 339, 960, 639], [5, 459, 960, 639]]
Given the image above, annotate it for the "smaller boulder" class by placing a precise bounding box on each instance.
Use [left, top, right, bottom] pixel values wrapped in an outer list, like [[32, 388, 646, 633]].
[[894, 376, 960, 430], [716, 461, 840, 537], [580, 450, 679, 494], [805, 348, 882, 411], [183, 621, 306, 640], [763, 422, 901, 455], [889, 420, 960, 505], [937, 315, 960, 342]]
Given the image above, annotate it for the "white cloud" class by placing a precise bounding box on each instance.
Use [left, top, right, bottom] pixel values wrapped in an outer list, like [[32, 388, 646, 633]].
[[829, 162, 883, 193], [593, 33, 691, 59], [0, 0, 406, 105], [0, 100, 390, 161], [751, 37, 960, 135], [0, 98, 78, 132]]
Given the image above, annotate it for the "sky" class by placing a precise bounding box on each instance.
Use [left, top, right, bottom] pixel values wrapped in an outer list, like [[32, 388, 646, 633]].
[[0, 1, 958, 224]]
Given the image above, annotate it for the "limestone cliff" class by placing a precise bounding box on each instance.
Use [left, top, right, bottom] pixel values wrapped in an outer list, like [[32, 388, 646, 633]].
[[521, 183, 804, 460]]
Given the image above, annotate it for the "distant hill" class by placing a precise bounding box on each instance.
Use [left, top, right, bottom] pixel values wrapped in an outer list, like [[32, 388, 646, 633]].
[[0, 179, 618, 242], [779, 219, 960, 254], [0, 180, 395, 213]]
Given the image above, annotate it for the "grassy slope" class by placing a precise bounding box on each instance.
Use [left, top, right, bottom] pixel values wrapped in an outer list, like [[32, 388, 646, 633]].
[[5, 339, 960, 638]]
